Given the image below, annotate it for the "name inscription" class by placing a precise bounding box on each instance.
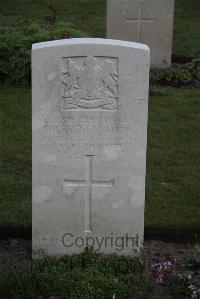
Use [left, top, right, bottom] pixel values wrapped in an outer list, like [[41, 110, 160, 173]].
[[43, 115, 135, 152]]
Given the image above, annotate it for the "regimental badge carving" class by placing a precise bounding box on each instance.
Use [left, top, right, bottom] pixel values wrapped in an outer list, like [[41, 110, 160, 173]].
[[62, 56, 118, 110]]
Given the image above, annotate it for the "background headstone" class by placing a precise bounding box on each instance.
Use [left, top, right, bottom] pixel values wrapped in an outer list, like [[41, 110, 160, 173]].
[[107, 0, 174, 68], [32, 38, 150, 257]]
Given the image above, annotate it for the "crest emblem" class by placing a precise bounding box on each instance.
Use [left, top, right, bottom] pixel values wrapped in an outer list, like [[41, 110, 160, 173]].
[[62, 56, 118, 110]]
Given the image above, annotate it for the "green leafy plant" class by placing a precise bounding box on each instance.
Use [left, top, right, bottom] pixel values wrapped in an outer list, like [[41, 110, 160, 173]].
[[156, 246, 200, 298], [184, 58, 200, 82], [150, 246, 200, 298], [0, 249, 146, 299], [150, 58, 200, 88], [0, 18, 88, 84]]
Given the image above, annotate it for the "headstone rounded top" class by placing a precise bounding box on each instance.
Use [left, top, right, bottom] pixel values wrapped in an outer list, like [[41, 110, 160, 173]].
[[32, 38, 150, 52], [32, 34, 150, 257], [106, 0, 174, 67]]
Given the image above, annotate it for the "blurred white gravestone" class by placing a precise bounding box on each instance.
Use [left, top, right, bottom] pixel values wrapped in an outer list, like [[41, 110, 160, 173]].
[[107, 0, 174, 68], [32, 38, 150, 257]]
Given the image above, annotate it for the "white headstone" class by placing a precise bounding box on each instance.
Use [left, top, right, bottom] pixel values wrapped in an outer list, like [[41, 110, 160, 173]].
[[32, 38, 150, 257], [107, 0, 174, 68]]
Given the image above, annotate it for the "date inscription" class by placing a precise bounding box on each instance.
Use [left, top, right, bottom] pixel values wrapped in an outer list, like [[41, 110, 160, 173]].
[[43, 115, 135, 152]]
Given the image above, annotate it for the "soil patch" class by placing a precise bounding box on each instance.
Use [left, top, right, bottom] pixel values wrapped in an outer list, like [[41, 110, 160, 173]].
[[0, 239, 31, 266], [0, 238, 194, 265]]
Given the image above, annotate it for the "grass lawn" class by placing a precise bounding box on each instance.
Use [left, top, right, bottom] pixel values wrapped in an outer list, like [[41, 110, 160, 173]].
[[0, 0, 200, 57], [0, 86, 31, 229], [146, 88, 200, 231], [0, 0, 199, 233], [0, 86, 199, 231]]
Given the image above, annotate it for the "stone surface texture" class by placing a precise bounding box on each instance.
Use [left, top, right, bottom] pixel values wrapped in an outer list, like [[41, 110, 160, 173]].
[[107, 0, 174, 68], [32, 38, 150, 257]]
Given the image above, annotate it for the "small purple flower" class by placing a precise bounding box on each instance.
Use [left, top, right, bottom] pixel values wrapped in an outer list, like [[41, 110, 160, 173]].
[[42, 20, 52, 29], [152, 260, 174, 284], [20, 48, 30, 56], [188, 284, 200, 299], [189, 285, 194, 289], [53, 34, 59, 40], [155, 275, 164, 284], [68, 279, 75, 289], [11, 22, 16, 27], [64, 32, 71, 39]]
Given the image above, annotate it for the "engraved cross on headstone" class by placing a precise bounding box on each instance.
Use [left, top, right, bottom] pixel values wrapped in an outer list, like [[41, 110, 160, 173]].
[[125, 0, 155, 42], [63, 155, 114, 233]]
